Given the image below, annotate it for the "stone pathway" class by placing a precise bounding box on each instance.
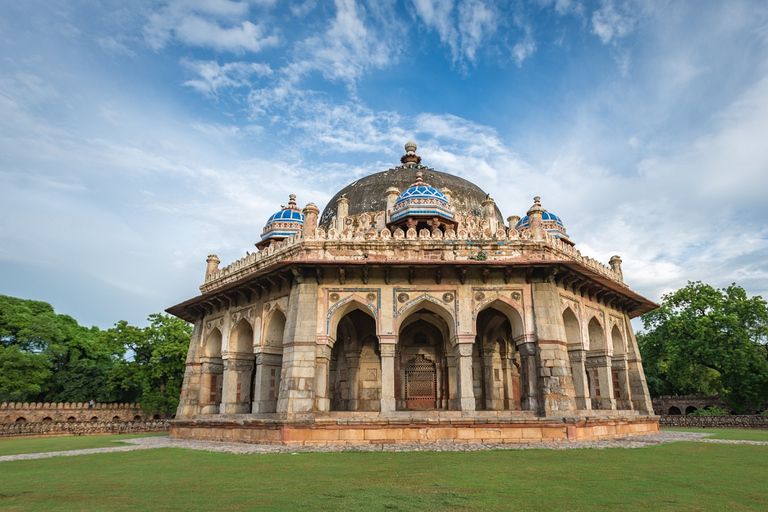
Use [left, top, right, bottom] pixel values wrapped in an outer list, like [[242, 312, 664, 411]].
[[6, 430, 765, 461]]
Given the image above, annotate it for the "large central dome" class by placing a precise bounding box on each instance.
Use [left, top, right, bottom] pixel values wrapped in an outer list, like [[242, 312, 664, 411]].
[[319, 143, 503, 226]]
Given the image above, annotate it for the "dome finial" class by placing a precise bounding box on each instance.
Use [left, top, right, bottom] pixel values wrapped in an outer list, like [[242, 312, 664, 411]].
[[400, 141, 421, 165]]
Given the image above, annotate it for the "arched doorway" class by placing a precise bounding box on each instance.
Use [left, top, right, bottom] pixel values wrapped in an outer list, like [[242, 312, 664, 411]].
[[329, 309, 381, 411], [224, 318, 254, 413], [472, 305, 523, 411], [668, 406, 681, 415], [252, 310, 285, 414], [611, 324, 631, 409], [563, 307, 590, 410], [396, 308, 451, 410], [587, 318, 614, 410]]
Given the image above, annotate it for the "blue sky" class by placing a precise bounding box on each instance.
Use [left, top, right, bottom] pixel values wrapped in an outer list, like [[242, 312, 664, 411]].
[[1, 0, 767, 329]]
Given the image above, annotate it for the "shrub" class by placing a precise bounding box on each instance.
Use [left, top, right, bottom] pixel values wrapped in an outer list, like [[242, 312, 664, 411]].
[[689, 406, 730, 416]]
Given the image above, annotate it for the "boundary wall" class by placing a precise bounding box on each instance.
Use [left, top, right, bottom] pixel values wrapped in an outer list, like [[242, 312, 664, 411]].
[[0, 419, 170, 438], [659, 415, 768, 429], [1, 402, 149, 424]]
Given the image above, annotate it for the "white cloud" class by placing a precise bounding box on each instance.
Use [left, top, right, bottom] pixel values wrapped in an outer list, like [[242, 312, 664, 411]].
[[144, 0, 279, 53], [591, 0, 636, 44], [182, 59, 272, 97]]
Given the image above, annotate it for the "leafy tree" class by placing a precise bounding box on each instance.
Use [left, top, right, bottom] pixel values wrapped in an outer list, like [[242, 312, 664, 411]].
[[0, 345, 51, 402], [107, 314, 192, 415], [638, 282, 768, 413]]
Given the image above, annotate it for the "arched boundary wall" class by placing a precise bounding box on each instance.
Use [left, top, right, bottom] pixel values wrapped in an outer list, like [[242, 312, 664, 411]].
[[0, 403, 149, 424]]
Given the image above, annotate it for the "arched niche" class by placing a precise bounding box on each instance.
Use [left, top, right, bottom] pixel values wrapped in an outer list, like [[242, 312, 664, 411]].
[[329, 308, 380, 412], [200, 326, 224, 413], [563, 306, 590, 410], [263, 309, 286, 348]]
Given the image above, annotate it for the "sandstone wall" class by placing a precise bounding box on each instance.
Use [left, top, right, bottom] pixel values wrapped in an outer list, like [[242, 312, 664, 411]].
[[659, 415, 768, 429], [0, 402, 149, 424], [0, 419, 169, 438]]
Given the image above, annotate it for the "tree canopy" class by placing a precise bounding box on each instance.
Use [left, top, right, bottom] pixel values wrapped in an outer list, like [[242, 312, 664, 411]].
[[0, 294, 191, 415], [638, 282, 768, 413]]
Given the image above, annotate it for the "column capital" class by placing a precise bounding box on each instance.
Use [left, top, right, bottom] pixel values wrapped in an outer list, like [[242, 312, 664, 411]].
[[453, 334, 475, 344], [455, 343, 473, 357]]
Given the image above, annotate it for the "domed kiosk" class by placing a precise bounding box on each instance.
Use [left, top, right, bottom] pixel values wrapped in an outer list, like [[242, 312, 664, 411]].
[[167, 143, 659, 445]]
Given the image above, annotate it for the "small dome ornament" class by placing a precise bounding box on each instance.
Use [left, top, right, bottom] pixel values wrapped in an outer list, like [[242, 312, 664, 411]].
[[400, 141, 422, 165], [256, 194, 305, 250], [515, 196, 572, 244]]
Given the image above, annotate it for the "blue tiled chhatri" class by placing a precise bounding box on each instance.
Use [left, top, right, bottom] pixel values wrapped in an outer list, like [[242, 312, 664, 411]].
[[260, 194, 304, 245], [391, 172, 455, 222]]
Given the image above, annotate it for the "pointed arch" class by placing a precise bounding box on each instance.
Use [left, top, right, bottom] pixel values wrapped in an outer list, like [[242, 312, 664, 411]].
[[562, 307, 582, 349], [475, 298, 525, 343], [263, 309, 287, 348], [229, 318, 254, 354], [397, 296, 456, 343], [327, 297, 377, 343], [587, 317, 606, 352], [204, 327, 223, 358], [611, 324, 625, 356]]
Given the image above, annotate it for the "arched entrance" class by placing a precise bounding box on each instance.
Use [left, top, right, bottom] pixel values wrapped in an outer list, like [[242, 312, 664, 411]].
[[252, 310, 285, 414], [329, 309, 381, 411], [396, 308, 451, 410], [563, 307, 591, 410], [472, 305, 523, 411]]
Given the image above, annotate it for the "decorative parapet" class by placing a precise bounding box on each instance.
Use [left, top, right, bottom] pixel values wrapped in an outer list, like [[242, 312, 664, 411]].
[[200, 221, 626, 294]]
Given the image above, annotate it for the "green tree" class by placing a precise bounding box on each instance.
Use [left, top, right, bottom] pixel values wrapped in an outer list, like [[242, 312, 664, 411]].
[[0, 345, 51, 402], [107, 314, 192, 415], [638, 282, 768, 412]]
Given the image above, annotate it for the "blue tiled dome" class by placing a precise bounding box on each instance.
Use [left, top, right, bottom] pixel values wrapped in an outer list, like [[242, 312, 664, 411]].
[[516, 208, 569, 240], [259, 195, 304, 247], [390, 172, 454, 223]]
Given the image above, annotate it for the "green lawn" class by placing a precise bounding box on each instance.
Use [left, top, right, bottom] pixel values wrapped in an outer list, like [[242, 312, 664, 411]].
[[1, 442, 767, 511], [0, 433, 167, 456], [662, 427, 768, 442]]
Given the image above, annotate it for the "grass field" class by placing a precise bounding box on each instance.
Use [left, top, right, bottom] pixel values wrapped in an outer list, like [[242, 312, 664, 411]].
[[1, 436, 767, 511], [662, 427, 768, 442], [0, 433, 167, 456]]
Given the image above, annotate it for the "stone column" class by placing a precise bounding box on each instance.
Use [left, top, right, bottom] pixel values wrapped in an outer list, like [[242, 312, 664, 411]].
[[314, 343, 332, 412], [379, 335, 396, 412], [612, 356, 632, 410], [517, 341, 539, 411], [199, 358, 223, 415], [530, 281, 576, 414], [205, 255, 220, 280], [587, 354, 616, 410], [276, 271, 319, 415], [221, 355, 255, 414], [345, 351, 360, 411], [252, 351, 283, 413], [482, 355, 496, 410], [176, 319, 203, 419], [302, 203, 319, 238], [454, 335, 476, 411], [568, 349, 591, 410], [336, 197, 349, 232]]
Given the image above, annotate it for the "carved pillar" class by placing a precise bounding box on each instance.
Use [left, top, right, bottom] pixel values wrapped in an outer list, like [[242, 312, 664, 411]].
[[568, 349, 591, 410], [302, 203, 319, 238], [624, 315, 654, 413], [252, 351, 283, 414], [379, 336, 396, 412], [454, 335, 476, 411]]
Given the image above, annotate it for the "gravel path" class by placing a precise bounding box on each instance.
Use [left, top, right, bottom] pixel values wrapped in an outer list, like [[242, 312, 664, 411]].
[[5, 430, 763, 461]]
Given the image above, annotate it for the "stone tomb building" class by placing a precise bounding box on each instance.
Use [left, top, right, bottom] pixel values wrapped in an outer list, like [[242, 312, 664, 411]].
[[167, 143, 659, 445]]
